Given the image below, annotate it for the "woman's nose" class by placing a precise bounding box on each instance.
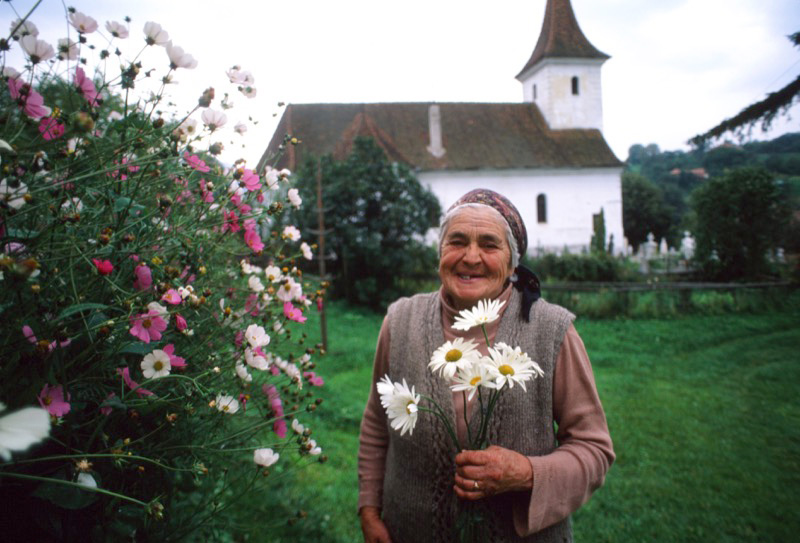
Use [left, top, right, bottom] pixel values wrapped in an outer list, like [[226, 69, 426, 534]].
[[463, 243, 481, 263]]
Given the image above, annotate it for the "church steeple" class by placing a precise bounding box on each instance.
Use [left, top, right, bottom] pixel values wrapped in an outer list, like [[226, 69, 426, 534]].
[[516, 0, 609, 131]]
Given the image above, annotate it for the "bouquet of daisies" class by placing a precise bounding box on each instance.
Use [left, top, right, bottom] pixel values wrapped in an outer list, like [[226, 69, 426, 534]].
[[377, 299, 544, 451]]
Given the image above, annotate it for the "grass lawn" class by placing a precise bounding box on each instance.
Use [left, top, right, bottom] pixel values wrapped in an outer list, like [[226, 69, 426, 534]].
[[263, 300, 800, 542]]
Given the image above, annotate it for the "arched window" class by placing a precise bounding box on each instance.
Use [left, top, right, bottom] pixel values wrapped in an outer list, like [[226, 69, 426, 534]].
[[533, 84, 537, 100], [537, 194, 547, 223], [571, 76, 579, 95]]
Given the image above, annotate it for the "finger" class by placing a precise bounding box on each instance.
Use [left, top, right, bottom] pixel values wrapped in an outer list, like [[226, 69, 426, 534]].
[[455, 449, 489, 466], [453, 483, 483, 501]]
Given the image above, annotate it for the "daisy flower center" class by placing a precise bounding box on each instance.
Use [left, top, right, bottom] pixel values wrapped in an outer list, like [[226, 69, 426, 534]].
[[222, 404, 230, 411], [153, 360, 164, 371], [43, 396, 53, 405], [499, 364, 515, 376], [405, 401, 417, 415], [469, 376, 482, 386], [142, 318, 152, 329], [445, 349, 462, 362]]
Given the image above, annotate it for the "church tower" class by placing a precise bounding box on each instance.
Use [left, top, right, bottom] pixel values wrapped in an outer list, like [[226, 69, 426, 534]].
[[516, 0, 609, 131]]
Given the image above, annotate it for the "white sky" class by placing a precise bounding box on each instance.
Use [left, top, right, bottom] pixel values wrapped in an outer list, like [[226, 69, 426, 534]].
[[4, 0, 800, 165]]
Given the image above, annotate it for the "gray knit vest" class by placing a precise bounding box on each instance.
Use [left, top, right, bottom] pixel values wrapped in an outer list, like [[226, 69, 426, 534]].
[[381, 289, 574, 543]]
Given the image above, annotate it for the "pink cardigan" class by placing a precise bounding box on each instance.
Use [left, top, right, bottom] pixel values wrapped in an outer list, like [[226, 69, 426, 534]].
[[358, 285, 615, 536]]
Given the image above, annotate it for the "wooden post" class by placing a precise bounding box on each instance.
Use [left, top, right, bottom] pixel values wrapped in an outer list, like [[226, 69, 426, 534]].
[[315, 161, 328, 351]]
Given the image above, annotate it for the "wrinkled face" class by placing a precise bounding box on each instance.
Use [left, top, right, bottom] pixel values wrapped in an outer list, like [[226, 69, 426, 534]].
[[439, 206, 513, 310]]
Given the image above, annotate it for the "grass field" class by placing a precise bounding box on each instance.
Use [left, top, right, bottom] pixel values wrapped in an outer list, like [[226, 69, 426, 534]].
[[258, 298, 800, 542]]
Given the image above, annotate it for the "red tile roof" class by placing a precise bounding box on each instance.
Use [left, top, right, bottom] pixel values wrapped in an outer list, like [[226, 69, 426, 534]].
[[516, 0, 609, 79], [258, 102, 621, 172]]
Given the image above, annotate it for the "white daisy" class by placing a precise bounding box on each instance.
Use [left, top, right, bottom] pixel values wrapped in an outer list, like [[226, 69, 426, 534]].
[[244, 324, 270, 349], [235, 362, 253, 382], [20, 36, 54, 64], [449, 360, 497, 401], [380, 378, 420, 436], [0, 403, 50, 461], [165, 41, 197, 70], [282, 225, 301, 242], [9, 19, 38, 39], [452, 299, 506, 331], [291, 418, 305, 434], [143, 21, 169, 46], [215, 394, 239, 414], [201, 108, 227, 131], [485, 342, 543, 392], [254, 448, 279, 467], [264, 265, 282, 283], [306, 439, 322, 455], [300, 242, 313, 260], [428, 338, 482, 380], [57, 38, 79, 61], [244, 347, 269, 370], [287, 188, 302, 209], [69, 11, 98, 34], [105, 20, 129, 39], [275, 277, 302, 302], [0, 179, 28, 210], [248, 275, 265, 292], [141, 349, 171, 379]]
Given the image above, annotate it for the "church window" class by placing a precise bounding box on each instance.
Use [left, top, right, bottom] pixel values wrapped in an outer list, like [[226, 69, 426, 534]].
[[537, 194, 547, 223], [571, 76, 579, 95], [533, 84, 537, 100]]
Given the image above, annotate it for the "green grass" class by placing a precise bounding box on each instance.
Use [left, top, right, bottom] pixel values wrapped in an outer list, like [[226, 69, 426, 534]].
[[256, 301, 800, 542]]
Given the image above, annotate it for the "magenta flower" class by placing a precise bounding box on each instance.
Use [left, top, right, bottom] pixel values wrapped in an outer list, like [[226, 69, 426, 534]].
[[38, 384, 71, 417], [241, 169, 261, 191], [7, 77, 51, 119], [129, 309, 168, 343], [174, 314, 188, 331], [100, 392, 116, 416], [74, 67, 100, 107], [222, 210, 240, 233], [263, 384, 287, 438], [38, 117, 65, 140], [133, 264, 152, 291], [161, 289, 182, 305], [116, 367, 154, 397], [283, 302, 307, 323], [303, 371, 325, 387], [199, 180, 214, 203], [162, 344, 187, 368], [244, 228, 264, 252], [92, 258, 114, 275], [184, 152, 210, 173]]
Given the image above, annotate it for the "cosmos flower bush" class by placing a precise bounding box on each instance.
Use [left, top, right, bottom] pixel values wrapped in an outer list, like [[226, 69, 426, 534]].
[[0, 6, 326, 541]]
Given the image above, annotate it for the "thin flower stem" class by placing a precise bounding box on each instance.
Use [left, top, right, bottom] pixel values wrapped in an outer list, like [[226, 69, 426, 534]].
[[481, 323, 491, 348], [0, 471, 148, 507], [5, 453, 195, 472], [417, 406, 459, 450], [462, 390, 473, 447]]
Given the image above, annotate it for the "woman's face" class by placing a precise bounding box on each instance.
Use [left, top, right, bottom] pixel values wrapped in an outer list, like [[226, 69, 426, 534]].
[[439, 206, 513, 310]]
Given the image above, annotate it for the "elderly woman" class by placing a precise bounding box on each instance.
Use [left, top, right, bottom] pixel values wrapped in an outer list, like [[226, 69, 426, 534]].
[[358, 189, 614, 543]]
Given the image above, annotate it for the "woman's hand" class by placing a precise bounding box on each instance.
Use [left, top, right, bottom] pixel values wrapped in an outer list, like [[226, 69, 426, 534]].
[[360, 506, 392, 543], [454, 445, 534, 500]]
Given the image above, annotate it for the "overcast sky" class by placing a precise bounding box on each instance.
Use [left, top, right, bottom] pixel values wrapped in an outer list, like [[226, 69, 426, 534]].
[[5, 0, 800, 165]]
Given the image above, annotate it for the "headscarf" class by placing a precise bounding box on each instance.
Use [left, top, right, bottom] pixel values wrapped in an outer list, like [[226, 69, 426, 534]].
[[447, 188, 541, 321]]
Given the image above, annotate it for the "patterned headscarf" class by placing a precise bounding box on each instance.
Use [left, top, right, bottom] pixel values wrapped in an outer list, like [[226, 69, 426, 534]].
[[447, 188, 541, 322], [447, 188, 528, 257]]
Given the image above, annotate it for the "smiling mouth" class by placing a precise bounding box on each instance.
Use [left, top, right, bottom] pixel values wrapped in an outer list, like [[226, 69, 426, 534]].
[[457, 274, 483, 280]]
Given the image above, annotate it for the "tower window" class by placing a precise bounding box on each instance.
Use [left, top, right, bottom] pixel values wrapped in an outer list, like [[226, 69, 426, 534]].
[[537, 194, 547, 223], [571, 76, 579, 95], [533, 84, 537, 100]]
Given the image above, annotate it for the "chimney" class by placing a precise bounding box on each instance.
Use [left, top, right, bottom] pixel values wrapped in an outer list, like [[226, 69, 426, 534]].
[[426, 104, 446, 158]]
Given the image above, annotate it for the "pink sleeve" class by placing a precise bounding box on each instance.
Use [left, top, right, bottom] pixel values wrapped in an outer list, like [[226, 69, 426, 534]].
[[513, 323, 615, 535], [357, 317, 391, 511]]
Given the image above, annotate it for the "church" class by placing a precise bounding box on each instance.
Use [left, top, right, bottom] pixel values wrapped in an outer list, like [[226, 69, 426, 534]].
[[258, 0, 624, 256]]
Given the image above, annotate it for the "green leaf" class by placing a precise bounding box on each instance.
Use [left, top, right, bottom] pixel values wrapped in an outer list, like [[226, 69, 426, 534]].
[[32, 472, 98, 510], [55, 303, 111, 322], [118, 342, 154, 356], [113, 196, 145, 214], [6, 227, 40, 240]]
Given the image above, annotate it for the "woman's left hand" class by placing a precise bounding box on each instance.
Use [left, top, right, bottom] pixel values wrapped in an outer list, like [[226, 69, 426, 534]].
[[454, 445, 534, 500]]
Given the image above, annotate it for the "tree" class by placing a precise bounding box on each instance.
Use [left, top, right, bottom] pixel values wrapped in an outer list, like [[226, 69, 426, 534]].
[[621, 172, 671, 252], [294, 137, 441, 308], [690, 167, 790, 280]]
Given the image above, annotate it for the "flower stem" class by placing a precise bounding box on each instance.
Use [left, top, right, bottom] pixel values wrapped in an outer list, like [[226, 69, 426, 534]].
[[0, 471, 148, 507]]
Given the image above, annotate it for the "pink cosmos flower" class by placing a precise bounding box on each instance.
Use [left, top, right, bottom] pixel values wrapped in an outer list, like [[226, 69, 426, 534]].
[[184, 152, 210, 173], [92, 258, 114, 275], [283, 302, 307, 323], [38, 117, 65, 140], [317, 298, 324, 312], [22, 325, 69, 352], [241, 169, 260, 191], [263, 384, 287, 438], [117, 367, 154, 397], [161, 289, 182, 305], [174, 314, 188, 331], [38, 384, 71, 417], [199, 180, 214, 203], [133, 264, 152, 291], [238, 393, 248, 412], [234, 330, 244, 348], [303, 371, 325, 387], [74, 67, 100, 107], [108, 157, 140, 181], [222, 210, 240, 233], [100, 392, 116, 416], [8, 77, 51, 119], [129, 309, 168, 343], [162, 344, 186, 368], [244, 228, 264, 253]]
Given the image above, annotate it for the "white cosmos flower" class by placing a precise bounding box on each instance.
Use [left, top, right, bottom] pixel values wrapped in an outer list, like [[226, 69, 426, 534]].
[[239, 85, 257, 98], [428, 338, 482, 380], [57, 38, 79, 60], [291, 419, 305, 434], [215, 394, 239, 414], [287, 188, 302, 209], [147, 301, 170, 324], [0, 179, 28, 210], [381, 378, 420, 436], [201, 108, 227, 131], [264, 265, 282, 283], [485, 342, 543, 392], [69, 11, 98, 34], [449, 360, 497, 401], [10, 19, 38, 39], [300, 242, 313, 260], [264, 167, 280, 190], [306, 439, 322, 455], [20, 36, 54, 64], [254, 448, 279, 467], [226, 67, 254, 85], [244, 324, 270, 349], [76, 472, 97, 489], [105, 21, 129, 39], [248, 275, 265, 292], [61, 197, 83, 213], [244, 347, 269, 370], [0, 403, 50, 461], [165, 41, 197, 70], [452, 299, 506, 332], [141, 349, 172, 379], [234, 122, 247, 135], [235, 362, 253, 382], [282, 225, 301, 242], [275, 277, 302, 302], [143, 21, 169, 46]]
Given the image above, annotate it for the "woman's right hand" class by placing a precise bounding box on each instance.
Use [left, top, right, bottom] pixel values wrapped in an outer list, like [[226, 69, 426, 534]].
[[360, 506, 392, 543]]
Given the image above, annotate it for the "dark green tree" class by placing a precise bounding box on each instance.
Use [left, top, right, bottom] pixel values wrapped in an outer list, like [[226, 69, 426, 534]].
[[621, 172, 672, 252], [690, 167, 790, 280], [294, 137, 441, 308]]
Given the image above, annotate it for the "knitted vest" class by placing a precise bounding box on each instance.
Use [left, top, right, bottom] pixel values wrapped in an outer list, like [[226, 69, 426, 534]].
[[382, 289, 574, 543]]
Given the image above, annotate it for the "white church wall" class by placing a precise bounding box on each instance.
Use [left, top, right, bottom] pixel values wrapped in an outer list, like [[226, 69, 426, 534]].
[[420, 167, 624, 256], [520, 59, 605, 131]]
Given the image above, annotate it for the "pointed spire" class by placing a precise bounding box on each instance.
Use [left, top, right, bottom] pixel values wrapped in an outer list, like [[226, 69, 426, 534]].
[[516, 0, 609, 79]]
